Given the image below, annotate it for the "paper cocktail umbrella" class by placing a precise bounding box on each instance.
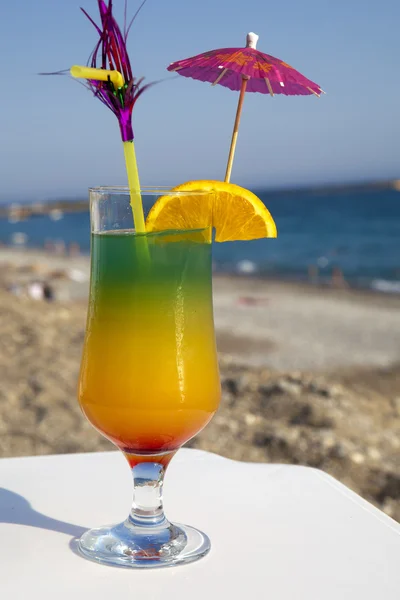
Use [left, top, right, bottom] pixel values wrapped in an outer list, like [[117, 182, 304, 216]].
[[168, 33, 324, 182]]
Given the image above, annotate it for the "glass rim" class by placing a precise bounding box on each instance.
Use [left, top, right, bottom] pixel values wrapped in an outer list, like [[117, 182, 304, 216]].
[[89, 186, 210, 196]]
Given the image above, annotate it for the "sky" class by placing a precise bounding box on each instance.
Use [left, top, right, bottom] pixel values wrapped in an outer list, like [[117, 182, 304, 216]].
[[1, 0, 400, 201]]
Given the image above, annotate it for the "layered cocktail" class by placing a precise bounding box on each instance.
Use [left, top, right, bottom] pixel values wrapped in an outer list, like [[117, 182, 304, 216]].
[[79, 195, 220, 465], [77, 188, 222, 567], [55, 0, 277, 569]]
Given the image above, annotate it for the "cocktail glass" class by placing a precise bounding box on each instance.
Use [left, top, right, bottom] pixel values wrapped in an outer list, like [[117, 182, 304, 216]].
[[77, 187, 221, 568]]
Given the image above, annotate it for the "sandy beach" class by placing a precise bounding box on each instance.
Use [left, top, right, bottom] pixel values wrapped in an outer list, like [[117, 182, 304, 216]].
[[0, 248, 399, 521], [214, 276, 400, 370], [2, 247, 400, 371]]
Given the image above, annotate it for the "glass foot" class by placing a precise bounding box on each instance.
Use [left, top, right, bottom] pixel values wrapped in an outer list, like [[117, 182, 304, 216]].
[[77, 519, 210, 569]]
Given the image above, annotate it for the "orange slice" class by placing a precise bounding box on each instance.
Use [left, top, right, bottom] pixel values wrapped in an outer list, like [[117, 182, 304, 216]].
[[145, 180, 277, 242]]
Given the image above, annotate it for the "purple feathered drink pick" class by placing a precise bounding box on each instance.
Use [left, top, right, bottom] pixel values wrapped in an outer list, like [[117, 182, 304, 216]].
[[74, 0, 152, 142], [66, 0, 152, 233]]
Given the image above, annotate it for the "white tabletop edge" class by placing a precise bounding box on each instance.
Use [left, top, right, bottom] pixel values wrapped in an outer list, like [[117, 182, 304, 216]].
[[312, 468, 400, 534], [1, 449, 399, 535]]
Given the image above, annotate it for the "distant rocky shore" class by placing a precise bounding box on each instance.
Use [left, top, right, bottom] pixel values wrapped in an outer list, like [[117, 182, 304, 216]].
[[1, 177, 398, 219]]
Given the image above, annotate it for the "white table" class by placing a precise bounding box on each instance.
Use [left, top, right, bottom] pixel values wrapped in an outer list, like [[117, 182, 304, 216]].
[[0, 449, 399, 599]]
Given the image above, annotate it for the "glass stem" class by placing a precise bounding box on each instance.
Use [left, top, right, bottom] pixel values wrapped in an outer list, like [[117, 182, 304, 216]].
[[128, 462, 168, 528]]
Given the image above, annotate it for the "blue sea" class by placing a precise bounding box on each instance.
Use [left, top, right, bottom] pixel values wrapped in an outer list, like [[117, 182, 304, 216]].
[[1, 188, 400, 292]]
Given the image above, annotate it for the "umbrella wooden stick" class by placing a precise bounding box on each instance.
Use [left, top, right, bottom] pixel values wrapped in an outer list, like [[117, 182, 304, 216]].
[[225, 77, 248, 183]]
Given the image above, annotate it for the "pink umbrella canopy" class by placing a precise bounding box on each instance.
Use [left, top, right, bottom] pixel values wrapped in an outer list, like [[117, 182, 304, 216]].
[[168, 33, 324, 181], [168, 36, 323, 97]]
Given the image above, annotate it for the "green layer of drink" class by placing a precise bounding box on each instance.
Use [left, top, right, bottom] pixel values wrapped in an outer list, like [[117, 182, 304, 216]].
[[89, 229, 212, 308]]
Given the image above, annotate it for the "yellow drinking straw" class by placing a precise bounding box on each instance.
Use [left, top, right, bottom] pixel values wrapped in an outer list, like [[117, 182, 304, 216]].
[[70, 66, 125, 91], [122, 140, 146, 234], [70, 65, 146, 235]]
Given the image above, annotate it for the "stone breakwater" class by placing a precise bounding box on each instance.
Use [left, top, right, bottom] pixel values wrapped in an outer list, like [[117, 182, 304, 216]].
[[192, 357, 400, 522]]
